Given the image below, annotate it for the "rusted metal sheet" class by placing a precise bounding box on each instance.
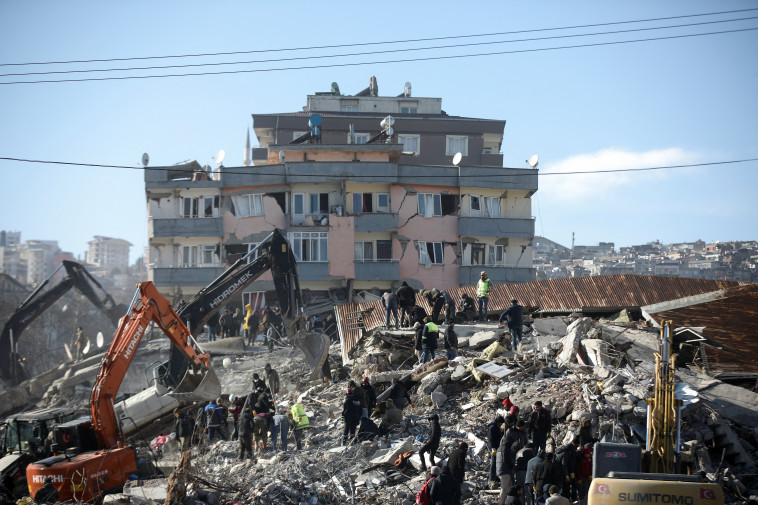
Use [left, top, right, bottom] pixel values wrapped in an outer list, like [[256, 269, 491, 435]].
[[653, 284, 758, 375], [335, 275, 742, 363]]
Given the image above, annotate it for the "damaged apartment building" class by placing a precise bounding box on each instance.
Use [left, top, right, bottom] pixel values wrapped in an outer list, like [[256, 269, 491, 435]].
[[144, 79, 537, 308]]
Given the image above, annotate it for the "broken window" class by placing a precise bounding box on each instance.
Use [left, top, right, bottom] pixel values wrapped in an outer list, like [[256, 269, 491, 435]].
[[231, 194, 263, 217], [418, 241, 443, 266], [471, 244, 485, 265], [470, 195, 481, 215], [245, 242, 260, 264], [201, 245, 216, 265], [352, 193, 373, 214], [267, 192, 287, 214], [488, 245, 504, 266], [441, 194, 458, 216], [417, 193, 442, 217], [310, 193, 329, 215]]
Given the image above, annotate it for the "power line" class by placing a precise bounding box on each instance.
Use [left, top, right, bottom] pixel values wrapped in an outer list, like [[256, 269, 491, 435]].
[[1, 156, 755, 178], [2, 16, 755, 78], [2, 7, 756, 67], [1, 27, 756, 86]]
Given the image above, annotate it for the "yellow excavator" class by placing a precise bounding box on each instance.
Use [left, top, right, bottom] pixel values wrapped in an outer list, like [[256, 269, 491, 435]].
[[588, 321, 724, 505]]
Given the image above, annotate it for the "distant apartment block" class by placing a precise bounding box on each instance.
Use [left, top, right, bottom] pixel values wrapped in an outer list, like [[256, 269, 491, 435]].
[[86, 236, 132, 275], [145, 81, 537, 307]]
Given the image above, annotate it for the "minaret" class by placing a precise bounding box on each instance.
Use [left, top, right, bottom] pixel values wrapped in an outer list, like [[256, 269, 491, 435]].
[[243, 128, 251, 167]]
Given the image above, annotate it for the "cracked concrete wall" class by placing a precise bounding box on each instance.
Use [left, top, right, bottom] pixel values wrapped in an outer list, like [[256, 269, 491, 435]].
[[147, 194, 179, 219], [393, 184, 459, 290], [328, 215, 355, 278]]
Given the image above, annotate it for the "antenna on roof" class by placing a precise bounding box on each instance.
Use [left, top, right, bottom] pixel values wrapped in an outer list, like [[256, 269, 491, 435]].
[[404, 82, 412, 98], [526, 154, 539, 169], [214, 149, 226, 166]]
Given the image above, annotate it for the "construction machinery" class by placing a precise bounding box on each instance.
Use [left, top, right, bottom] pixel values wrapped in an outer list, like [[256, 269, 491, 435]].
[[0, 260, 126, 385], [113, 229, 329, 437], [25, 282, 216, 502], [0, 408, 77, 500], [588, 321, 724, 504]]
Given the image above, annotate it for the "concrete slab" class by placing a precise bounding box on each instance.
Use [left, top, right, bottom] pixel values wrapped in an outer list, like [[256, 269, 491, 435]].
[[677, 368, 758, 426]]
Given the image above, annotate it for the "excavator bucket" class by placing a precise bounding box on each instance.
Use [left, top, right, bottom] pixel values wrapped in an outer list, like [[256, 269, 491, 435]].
[[293, 331, 331, 380], [170, 366, 221, 403]]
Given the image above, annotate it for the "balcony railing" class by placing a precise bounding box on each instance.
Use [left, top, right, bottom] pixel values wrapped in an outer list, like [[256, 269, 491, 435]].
[[355, 260, 399, 281], [149, 218, 223, 238], [353, 212, 398, 232], [458, 217, 534, 238], [151, 267, 225, 286]]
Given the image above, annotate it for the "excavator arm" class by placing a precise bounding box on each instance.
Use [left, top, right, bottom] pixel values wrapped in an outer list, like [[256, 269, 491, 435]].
[[92, 281, 211, 449], [0, 260, 125, 384]]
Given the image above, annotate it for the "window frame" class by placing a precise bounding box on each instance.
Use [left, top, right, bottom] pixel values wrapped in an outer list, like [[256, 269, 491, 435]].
[[470, 195, 482, 216], [181, 245, 198, 267], [354, 241, 374, 262], [376, 193, 390, 213], [417, 193, 442, 217], [201, 245, 216, 265], [398, 134, 420, 154], [289, 232, 328, 263], [488, 244, 504, 266], [446, 135, 469, 156], [418, 241, 443, 265], [484, 197, 501, 218], [309, 192, 329, 215]]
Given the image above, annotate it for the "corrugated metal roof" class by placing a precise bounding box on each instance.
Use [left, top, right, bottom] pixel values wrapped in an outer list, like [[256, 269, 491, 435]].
[[335, 275, 743, 363], [652, 284, 758, 375]]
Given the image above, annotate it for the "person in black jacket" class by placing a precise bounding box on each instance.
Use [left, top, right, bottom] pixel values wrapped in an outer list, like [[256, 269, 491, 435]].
[[34, 478, 59, 504], [499, 299, 524, 351], [174, 409, 194, 452], [237, 407, 254, 459], [556, 436, 580, 500], [341, 386, 363, 445], [444, 322, 458, 360], [527, 401, 551, 452], [487, 415, 505, 483], [419, 413, 442, 470], [361, 376, 377, 413], [447, 441, 468, 484], [533, 452, 564, 499], [431, 292, 446, 324], [410, 304, 428, 327], [429, 465, 462, 505], [396, 281, 416, 327], [456, 293, 477, 323]]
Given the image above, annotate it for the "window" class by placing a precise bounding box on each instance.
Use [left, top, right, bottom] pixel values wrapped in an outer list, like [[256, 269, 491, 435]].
[[488, 245, 504, 266], [292, 193, 305, 224], [377, 240, 392, 261], [398, 134, 420, 154], [182, 197, 198, 218], [341, 105, 357, 112], [309, 193, 329, 214], [232, 194, 263, 217], [353, 133, 369, 144], [289, 232, 328, 262], [417, 193, 442, 217], [471, 244, 485, 265], [400, 106, 417, 114], [292, 131, 307, 141], [201, 245, 216, 265], [354, 241, 374, 262], [470, 196, 481, 216], [377, 193, 390, 213], [418, 241, 443, 265], [181, 246, 198, 267], [352, 193, 373, 214], [245, 242, 260, 264], [484, 197, 501, 218], [446, 135, 468, 156]]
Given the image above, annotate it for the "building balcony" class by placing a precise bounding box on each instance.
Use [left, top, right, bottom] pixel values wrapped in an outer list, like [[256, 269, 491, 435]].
[[354, 213, 398, 232], [151, 267, 225, 286], [459, 265, 536, 285], [458, 217, 534, 238], [480, 152, 504, 167], [296, 262, 330, 282], [355, 260, 400, 281], [149, 218, 223, 238]]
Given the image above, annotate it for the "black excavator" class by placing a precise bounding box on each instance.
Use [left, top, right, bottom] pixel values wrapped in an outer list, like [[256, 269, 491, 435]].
[[0, 261, 126, 386]]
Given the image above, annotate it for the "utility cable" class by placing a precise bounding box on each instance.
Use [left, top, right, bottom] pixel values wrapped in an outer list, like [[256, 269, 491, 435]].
[[1, 27, 756, 85], [1, 156, 756, 177], [1, 15, 755, 78], [1, 7, 756, 67]]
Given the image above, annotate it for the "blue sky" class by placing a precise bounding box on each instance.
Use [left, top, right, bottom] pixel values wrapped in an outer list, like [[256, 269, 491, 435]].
[[1, 1, 756, 263]]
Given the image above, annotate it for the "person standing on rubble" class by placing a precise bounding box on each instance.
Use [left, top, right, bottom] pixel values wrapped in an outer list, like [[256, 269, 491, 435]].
[[477, 271, 492, 321], [414, 322, 424, 363], [429, 465, 462, 505], [253, 387, 272, 451], [447, 441, 468, 485], [238, 406, 254, 459], [220, 308, 233, 338], [243, 304, 259, 347], [204, 398, 226, 441], [174, 408, 193, 452], [361, 376, 377, 415], [410, 303, 428, 327], [443, 321, 458, 360], [206, 312, 220, 342], [421, 317, 439, 363], [555, 436, 580, 501], [525, 449, 545, 505], [575, 418, 596, 449], [386, 377, 413, 410], [497, 417, 517, 502], [528, 401, 552, 452], [499, 299, 524, 351], [232, 307, 242, 337], [264, 363, 280, 399], [341, 385, 363, 445], [419, 413, 442, 471], [515, 442, 535, 494], [349, 379, 369, 418], [487, 414, 505, 485], [396, 281, 416, 327], [270, 406, 289, 452], [442, 290, 456, 324], [381, 290, 400, 330], [290, 403, 310, 450], [533, 453, 565, 500]]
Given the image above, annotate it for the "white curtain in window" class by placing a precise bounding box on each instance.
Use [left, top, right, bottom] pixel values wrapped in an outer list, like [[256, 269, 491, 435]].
[[485, 197, 501, 218], [418, 241, 432, 269], [231, 195, 251, 217]]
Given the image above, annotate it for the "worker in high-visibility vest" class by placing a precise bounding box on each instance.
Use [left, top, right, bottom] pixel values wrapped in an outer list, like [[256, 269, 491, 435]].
[[477, 271, 493, 322], [421, 318, 439, 363], [290, 403, 310, 450]]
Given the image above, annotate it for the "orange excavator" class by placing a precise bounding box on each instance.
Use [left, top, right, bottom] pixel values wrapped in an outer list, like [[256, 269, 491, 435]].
[[25, 281, 214, 502]]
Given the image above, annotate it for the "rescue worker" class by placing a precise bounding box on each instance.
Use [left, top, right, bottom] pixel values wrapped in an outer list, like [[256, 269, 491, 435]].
[[533, 453, 565, 500], [497, 419, 517, 501], [381, 290, 400, 329], [555, 436, 580, 501], [238, 406, 254, 459], [361, 376, 377, 414], [576, 418, 596, 448], [444, 321, 458, 360], [527, 401, 552, 453], [34, 477, 59, 504], [487, 414, 505, 484], [396, 280, 416, 327], [174, 408, 193, 452], [385, 377, 413, 409], [499, 299, 524, 351], [232, 307, 242, 337], [447, 441, 468, 484], [290, 403, 310, 450], [524, 450, 545, 505], [429, 465, 462, 505], [441, 290, 456, 324], [264, 363, 280, 398], [243, 304, 259, 346], [204, 398, 226, 441], [477, 271, 492, 321], [431, 291, 446, 324], [515, 442, 535, 491], [349, 379, 369, 418], [270, 406, 289, 452], [421, 317, 439, 363], [414, 322, 425, 363], [341, 385, 362, 445], [253, 388, 271, 451], [74, 326, 89, 361], [457, 292, 477, 323], [419, 413, 441, 471], [252, 373, 266, 392]]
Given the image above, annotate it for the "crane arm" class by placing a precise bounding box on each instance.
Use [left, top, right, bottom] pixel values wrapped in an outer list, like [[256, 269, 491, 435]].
[[91, 281, 210, 449]]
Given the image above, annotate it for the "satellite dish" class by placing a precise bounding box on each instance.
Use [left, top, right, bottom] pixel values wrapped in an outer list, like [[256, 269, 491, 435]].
[[380, 116, 395, 128], [82, 339, 91, 355], [61, 304, 68, 313], [452, 152, 463, 166], [96, 332, 104, 348], [308, 114, 322, 127], [279, 151, 285, 163], [527, 154, 539, 168], [141, 153, 150, 167], [214, 149, 226, 165]]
